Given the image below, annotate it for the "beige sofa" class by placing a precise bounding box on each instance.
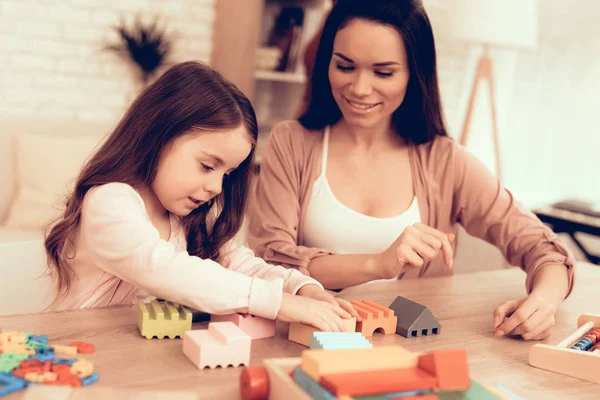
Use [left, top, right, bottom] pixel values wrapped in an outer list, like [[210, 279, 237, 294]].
[[0, 120, 111, 243]]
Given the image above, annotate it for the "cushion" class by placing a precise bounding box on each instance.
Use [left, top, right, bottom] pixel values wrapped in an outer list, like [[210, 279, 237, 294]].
[[3, 133, 105, 230]]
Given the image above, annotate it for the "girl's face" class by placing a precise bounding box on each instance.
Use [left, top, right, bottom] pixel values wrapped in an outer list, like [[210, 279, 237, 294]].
[[328, 18, 410, 130], [152, 125, 252, 216]]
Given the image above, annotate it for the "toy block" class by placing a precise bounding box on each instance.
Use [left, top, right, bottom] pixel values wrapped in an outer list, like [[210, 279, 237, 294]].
[[0, 372, 27, 396], [211, 313, 276, 340], [240, 366, 270, 400], [0, 342, 36, 356], [136, 300, 193, 339], [310, 332, 372, 350], [183, 322, 251, 369], [293, 366, 337, 400], [436, 380, 501, 400], [319, 366, 437, 397], [389, 296, 440, 338], [529, 313, 600, 384], [418, 349, 470, 391], [482, 385, 525, 400], [24, 371, 57, 383], [289, 318, 357, 347], [351, 300, 397, 337], [263, 358, 312, 400], [0, 352, 28, 373], [301, 345, 418, 381], [52, 345, 78, 357]]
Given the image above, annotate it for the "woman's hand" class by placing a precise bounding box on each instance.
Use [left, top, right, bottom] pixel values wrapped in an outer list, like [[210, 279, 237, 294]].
[[297, 284, 361, 321], [376, 223, 455, 279], [493, 292, 557, 340]]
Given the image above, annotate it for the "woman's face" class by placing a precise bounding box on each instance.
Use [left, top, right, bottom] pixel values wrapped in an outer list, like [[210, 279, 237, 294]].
[[328, 18, 410, 130]]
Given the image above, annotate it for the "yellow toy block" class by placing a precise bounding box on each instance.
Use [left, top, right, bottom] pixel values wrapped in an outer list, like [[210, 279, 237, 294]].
[[300, 345, 418, 381], [52, 344, 78, 357], [289, 318, 357, 347], [71, 358, 94, 378], [136, 300, 193, 339]]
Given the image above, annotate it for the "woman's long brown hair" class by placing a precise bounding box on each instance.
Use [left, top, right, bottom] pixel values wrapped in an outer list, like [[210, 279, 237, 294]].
[[44, 61, 258, 303]]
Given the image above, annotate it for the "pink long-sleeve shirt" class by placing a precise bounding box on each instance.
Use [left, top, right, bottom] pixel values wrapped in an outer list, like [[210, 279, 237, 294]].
[[247, 121, 576, 295], [52, 182, 322, 319]]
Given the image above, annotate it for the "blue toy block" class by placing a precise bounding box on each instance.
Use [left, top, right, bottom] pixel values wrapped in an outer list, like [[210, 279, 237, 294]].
[[293, 367, 337, 400], [81, 373, 99, 386], [0, 372, 28, 396], [310, 331, 373, 350]]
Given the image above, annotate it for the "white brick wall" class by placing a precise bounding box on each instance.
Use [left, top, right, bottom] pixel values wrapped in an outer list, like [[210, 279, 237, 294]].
[[0, 0, 216, 123]]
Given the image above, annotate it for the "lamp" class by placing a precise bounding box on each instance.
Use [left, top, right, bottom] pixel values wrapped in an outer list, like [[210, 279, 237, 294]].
[[448, 0, 538, 180]]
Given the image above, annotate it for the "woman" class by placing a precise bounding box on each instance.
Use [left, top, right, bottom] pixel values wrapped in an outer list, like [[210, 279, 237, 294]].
[[247, 0, 574, 341]]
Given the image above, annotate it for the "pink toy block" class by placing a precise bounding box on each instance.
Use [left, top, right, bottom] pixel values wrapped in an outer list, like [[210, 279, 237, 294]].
[[210, 313, 276, 340], [183, 322, 251, 369]]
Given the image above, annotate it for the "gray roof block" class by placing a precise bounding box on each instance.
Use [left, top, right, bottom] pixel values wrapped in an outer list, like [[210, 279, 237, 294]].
[[388, 296, 441, 338]]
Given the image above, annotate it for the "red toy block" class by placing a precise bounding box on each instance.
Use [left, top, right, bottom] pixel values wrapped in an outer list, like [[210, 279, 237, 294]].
[[211, 313, 276, 340], [320, 366, 437, 397], [351, 299, 398, 337], [418, 349, 470, 391], [240, 365, 270, 400]]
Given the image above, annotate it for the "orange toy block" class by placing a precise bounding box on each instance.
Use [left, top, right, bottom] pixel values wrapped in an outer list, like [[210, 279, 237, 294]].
[[351, 299, 397, 337], [418, 349, 470, 391], [183, 322, 251, 369], [211, 313, 276, 340], [301, 345, 418, 381], [320, 366, 437, 397], [288, 318, 356, 347]]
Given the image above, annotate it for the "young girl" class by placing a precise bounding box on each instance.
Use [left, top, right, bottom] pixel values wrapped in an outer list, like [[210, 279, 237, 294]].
[[44, 61, 358, 332], [247, 0, 575, 341]]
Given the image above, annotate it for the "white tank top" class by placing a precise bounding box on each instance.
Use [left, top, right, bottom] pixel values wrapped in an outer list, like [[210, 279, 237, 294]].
[[303, 126, 421, 255]]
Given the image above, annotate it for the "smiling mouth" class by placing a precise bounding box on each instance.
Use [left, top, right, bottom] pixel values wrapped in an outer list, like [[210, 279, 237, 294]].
[[344, 96, 381, 110]]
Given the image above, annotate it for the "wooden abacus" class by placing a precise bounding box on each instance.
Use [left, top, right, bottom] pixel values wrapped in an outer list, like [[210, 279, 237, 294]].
[[529, 313, 600, 384]]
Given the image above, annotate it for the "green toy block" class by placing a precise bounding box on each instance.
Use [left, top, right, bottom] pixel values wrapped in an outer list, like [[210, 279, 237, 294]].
[[436, 380, 501, 400], [136, 300, 193, 339]]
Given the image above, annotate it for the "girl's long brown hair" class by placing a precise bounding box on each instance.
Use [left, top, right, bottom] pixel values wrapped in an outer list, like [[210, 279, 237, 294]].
[[44, 61, 258, 303]]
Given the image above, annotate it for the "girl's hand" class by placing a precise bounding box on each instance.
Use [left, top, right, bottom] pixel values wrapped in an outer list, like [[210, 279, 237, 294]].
[[297, 284, 361, 322], [493, 292, 557, 341], [277, 292, 349, 332], [376, 223, 455, 279]]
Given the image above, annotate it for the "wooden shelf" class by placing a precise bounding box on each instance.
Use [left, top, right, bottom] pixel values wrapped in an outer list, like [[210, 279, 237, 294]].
[[255, 69, 306, 84]]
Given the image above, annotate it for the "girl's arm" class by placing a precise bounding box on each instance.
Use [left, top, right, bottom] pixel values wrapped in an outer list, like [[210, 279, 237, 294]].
[[80, 183, 284, 319], [218, 240, 325, 295]]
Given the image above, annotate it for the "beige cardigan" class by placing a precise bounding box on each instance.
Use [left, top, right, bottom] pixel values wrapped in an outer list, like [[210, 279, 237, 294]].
[[247, 121, 575, 295]]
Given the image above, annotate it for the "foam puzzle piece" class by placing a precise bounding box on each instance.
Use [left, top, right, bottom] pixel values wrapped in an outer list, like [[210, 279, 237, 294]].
[[183, 322, 251, 369], [210, 313, 276, 340], [418, 349, 470, 391], [289, 318, 357, 347], [310, 332, 372, 350], [351, 300, 398, 337], [136, 300, 193, 339], [320, 366, 438, 397], [0, 372, 28, 396], [388, 296, 440, 338], [301, 345, 418, 381]]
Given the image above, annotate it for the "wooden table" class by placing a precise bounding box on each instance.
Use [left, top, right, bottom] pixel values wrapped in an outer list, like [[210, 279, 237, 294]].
[[2, 263, 600, 400]]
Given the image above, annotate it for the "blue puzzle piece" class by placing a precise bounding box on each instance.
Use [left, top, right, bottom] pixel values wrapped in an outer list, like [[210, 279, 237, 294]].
[[0, 372, 28, 396], [54, 358, 77, 365], [82, 373, 99, 386], [27, 334, 48, 345], [30, 347, 55, 363]]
